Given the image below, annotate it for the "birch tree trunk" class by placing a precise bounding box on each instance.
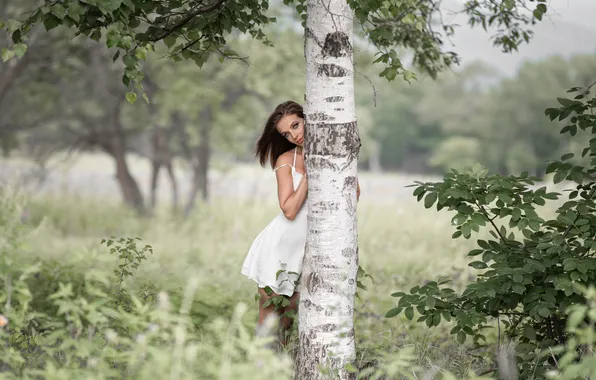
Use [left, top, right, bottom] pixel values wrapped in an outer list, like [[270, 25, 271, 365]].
[[296, 0, 360, 378]]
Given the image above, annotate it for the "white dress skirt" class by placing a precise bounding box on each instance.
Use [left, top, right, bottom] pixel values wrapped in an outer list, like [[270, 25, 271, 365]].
[[241, 148, 307, 296]]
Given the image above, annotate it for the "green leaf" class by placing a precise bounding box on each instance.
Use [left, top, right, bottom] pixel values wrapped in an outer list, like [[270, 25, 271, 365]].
[[413, 186, 425, 197], [467, 249, 483, 256], [557, 97, 574, 106], [52, 4, 68, 19], [43, 14, 62, 31], [125, 92, 137, 104], [12, 43, 27, 58], [426, 296, 436, 309], [432, 312, 441, 326], [385, 308, 401, 318], [536, 3, 547, 13], [523, 326, 537, 340], [511, 208, 521, 221], [405, 307, 414, 320], [1, 48, 15, 62], [457, 331, 466, 344], [424, 192, 438, 209], [90, 30, 102, 41], [469, 261, 488, 269], [512, 283, 525, 294], [5, 19, 20, 34], [533, 9, 543, 21], [553, 170, 567, 184], [123, 54, 137, 68], [561, 153, 575, 161], [538, 306, 550, 318], [164, 35, 177, 48]]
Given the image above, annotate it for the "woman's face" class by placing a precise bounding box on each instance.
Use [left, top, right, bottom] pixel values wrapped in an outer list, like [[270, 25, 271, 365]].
[[276, 113, 305, 147]]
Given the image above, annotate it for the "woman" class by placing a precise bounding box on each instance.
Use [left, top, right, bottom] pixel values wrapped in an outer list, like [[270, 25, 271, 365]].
[[241, 100, 307, 349], [241, 100, 361, 348]]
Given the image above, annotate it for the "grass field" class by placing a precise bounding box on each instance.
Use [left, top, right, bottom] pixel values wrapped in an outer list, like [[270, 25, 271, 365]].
[[0, 153, 566, 378]]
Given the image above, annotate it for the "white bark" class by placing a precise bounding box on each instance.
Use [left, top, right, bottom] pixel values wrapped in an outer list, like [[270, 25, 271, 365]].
[[297, 0, 360, 378]]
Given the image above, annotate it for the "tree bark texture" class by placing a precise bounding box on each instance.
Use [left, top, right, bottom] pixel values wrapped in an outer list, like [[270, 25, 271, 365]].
[[296, 0, 361, 378]]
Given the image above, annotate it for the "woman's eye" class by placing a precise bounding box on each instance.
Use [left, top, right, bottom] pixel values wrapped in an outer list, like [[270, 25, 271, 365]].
[[292, 123, 298, 129]]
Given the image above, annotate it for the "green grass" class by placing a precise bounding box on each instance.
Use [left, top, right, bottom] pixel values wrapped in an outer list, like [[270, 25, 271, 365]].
[[0, 169, 569, 378]]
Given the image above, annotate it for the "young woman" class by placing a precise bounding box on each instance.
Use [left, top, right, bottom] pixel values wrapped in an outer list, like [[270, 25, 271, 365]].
[[241, 100, 307, 348], [241, 100, 361, 348]]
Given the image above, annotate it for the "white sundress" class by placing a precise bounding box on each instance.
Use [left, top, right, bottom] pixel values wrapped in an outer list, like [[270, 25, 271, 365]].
[[241, 148, 307, 296]]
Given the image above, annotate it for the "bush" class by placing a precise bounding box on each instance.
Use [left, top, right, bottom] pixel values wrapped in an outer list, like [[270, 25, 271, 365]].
[[0, 191, 293, 379], [386, 84, 596, 379]]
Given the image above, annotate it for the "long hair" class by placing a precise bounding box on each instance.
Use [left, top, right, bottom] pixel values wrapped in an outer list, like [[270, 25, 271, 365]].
[[255, 100, 304, 168]]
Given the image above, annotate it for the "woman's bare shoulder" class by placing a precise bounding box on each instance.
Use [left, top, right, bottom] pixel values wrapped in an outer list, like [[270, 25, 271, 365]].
[[274, 149, 294, 168]]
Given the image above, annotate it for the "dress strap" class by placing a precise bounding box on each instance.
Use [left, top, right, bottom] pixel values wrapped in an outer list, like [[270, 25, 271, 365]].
[[273, 148, 298, 173], [273, 164, 291, 172]]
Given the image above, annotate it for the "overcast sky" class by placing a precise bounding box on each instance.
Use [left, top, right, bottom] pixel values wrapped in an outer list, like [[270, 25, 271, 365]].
[[445, 0, 596, 76]]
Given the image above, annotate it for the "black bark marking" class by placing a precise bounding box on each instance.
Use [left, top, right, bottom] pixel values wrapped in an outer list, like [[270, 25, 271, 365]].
[[305, 270, 346, 295], [308, 112, 336, 122], [334, 108, 344, 112], [343, 177, 356, 191], [297, 331, 357, 380], [316, 323, 337, 333], [347, 328, 355, 338], [325, 96, 344, 102], [343, 176, 358, 215], [304, 27, 324, 49], [322, 31, 352, 58], [318, 63, 348, 77], [306, 271, 323, 294], [342, 247, 354, 257], [308, 155, 340, 171], [307, 121, 361, 167], [303, 298, 327, 313], [314, 200, 339, 212]]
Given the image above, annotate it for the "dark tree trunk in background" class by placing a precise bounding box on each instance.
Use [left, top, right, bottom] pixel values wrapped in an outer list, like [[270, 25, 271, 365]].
[[184, 108, 212, 217], [145, 76, 179, 213], [112, 147, 146, 214]]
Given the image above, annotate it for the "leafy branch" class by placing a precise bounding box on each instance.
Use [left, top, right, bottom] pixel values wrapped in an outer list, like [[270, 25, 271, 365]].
[[386, 82, 596, 379]]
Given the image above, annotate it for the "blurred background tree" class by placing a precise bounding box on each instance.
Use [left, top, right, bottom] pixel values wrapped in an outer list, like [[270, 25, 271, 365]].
[[1, 0, 595, 214]]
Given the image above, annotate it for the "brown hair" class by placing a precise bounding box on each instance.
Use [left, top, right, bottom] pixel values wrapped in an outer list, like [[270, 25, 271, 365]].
[[255, 100, 304, 168]]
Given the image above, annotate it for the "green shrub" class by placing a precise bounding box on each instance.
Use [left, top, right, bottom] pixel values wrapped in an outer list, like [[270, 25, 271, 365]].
[[386, 85, 596, 378], [0, 192, 293, 379]]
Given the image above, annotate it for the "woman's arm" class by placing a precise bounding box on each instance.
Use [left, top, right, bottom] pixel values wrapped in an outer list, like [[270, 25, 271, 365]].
[[275, 156, 308, 220]]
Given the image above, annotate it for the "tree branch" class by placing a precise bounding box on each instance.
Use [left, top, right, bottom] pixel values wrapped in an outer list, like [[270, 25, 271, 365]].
[[150, 0, 227, 42], [474, 199, 508, 243]]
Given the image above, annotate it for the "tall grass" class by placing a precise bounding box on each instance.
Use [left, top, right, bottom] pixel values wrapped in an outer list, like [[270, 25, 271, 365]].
[[1, 181, 568, 378]]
